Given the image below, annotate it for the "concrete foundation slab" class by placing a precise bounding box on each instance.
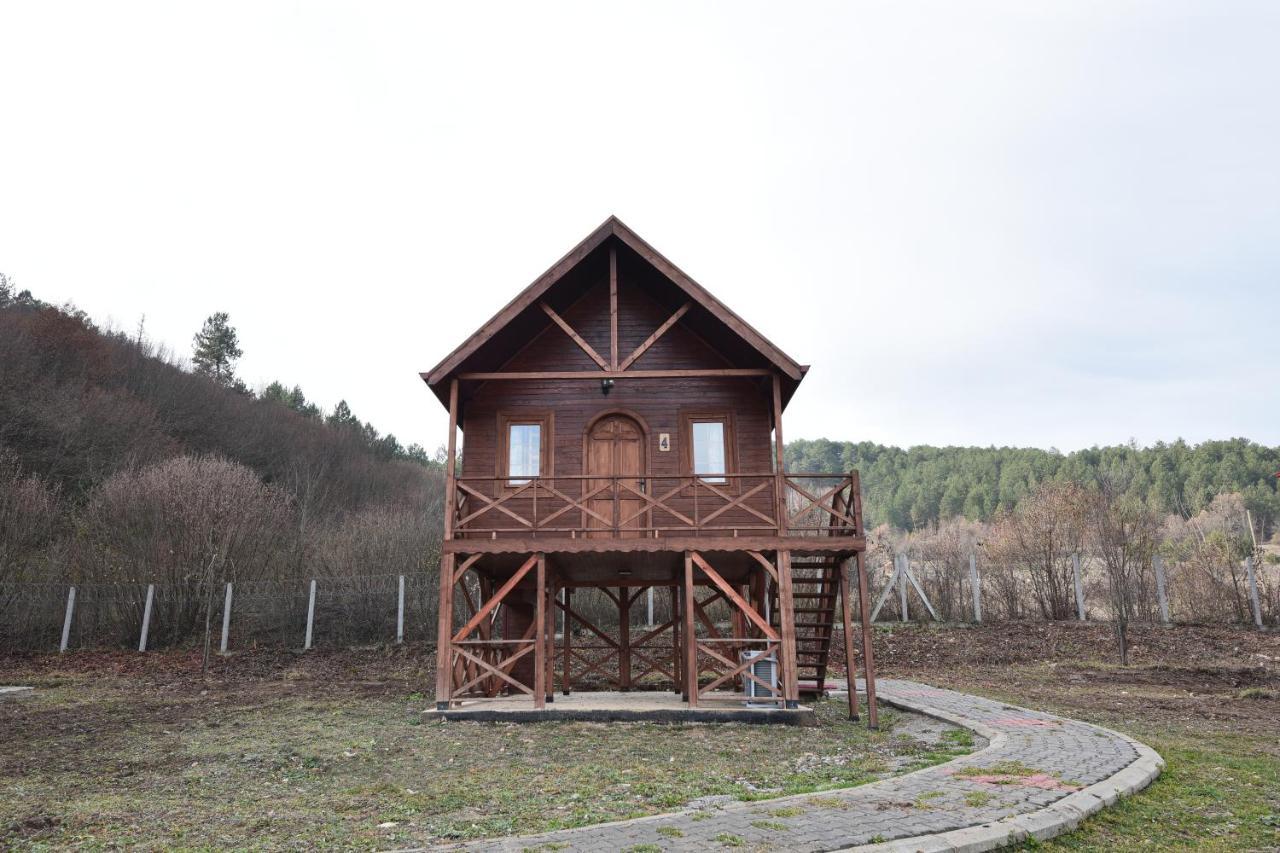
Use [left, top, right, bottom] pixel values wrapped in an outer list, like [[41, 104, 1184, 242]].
[[429, 690, 815, 725]]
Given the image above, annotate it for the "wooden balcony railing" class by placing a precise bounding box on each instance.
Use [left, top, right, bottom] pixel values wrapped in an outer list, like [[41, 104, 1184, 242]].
[[450, 471, 861, 541]]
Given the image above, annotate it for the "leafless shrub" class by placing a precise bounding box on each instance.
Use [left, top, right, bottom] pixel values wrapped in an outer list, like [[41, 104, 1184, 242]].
[[74, 455, 299, 645], [0, 454, 65, 647], [910, 518, 984, 621], [1162, 493, 1256, 623], [0, 452, 62, 585], [1088, 475, 1162, 664], [986, 481, 1088, 620]]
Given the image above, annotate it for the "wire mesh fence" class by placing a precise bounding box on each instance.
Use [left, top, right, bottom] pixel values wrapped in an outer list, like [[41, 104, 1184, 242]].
[[2, 550, 1273, 655], [858, 551, 1276, 628], [0, 571, 442, 653]]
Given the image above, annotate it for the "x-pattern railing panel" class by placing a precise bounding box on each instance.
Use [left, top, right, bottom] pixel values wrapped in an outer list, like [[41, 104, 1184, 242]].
[[452, 471, 861, 539]]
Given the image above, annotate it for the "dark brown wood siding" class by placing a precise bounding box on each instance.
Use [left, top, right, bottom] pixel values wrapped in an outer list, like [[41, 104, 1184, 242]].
[[458, 269, 776, 536]]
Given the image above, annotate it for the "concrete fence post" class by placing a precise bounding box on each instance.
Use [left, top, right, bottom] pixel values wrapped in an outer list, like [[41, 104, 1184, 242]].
[[138, 583, 155, 652], [396, 575, 405, 645], [898, 554, 908, 623], [305, 579, 316, 650], [1072, 553, 1087, 621], [647, 586, 654, 628], [1153, 554, 1171, 626], [1245, 556, 1264, 630], [969, 553, 982, 623], [59, 585, 76, 653], [219, 582, 233, 654]]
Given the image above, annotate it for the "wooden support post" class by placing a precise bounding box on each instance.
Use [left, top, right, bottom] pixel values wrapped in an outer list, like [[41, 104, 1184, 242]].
[[776, 550, 800, 709], [545, 578, 555, 703], [618, 586, 632, 690], [1153, 555, 1171, 626], [731, 593, 746, 690], [970, 553, 983, 623], [59, 585, 76, 653], [396, 574, 405, 644], [855, 550, 879, 729], [647, 586, 654, 628], [436, 378, 460, 711], [534, 553, 546, 709], [138, 583, 155, 652], [435, 554, 455, 710], [562, 587, 572, 695], [1072, 553, 1086, 621], [771, 374, 787, 535], [1245, 556, 1264, 630], [305, 578, 316, 650], [672, 585, 683, 696], [839, 558, 859, 721], [443, 379, 458, 542], [683, 553, 698, 706], [219, 582, 233, 654]]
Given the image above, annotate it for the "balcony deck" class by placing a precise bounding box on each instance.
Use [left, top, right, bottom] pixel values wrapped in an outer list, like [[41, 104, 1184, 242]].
[[449, 470, 861, 546]]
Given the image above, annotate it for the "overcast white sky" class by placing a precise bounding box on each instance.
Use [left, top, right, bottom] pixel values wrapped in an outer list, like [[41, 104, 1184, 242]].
[[2, 2, 1277, 453]]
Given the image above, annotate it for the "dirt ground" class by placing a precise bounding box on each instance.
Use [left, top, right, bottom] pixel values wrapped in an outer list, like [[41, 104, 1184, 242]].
[[848, 621, 1280, 739], [1, 623, 1277, 850], [0, 645, 968, 849]]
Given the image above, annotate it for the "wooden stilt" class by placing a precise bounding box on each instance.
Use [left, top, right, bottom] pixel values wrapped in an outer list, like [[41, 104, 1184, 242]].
[[545, 578, 556, 703], [839, 557, 859, 721], [777, 550, 799, 708], [562, 587, 572, 695], [684, 552, 698, 706], [855, 550, 879, 729], [731, 591, 746, 690], [672, 585, 683, 696], [618, 586, 631, 690], [435, 552, 455, 710], [435, 378, 459, 711], [534, 553, 546, 709]]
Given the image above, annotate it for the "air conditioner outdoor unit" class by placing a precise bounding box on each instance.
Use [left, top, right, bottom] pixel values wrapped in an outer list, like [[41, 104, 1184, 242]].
[[740, 650, 778, 707]]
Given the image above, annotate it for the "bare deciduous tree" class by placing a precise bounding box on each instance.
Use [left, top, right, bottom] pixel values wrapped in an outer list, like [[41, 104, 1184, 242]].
[[1088, 475, 1162, 664], [987, 481, 1088, 620]]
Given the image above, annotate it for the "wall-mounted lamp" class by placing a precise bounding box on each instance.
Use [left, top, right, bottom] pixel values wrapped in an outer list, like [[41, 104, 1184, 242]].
[[601, 378, 615, 396]]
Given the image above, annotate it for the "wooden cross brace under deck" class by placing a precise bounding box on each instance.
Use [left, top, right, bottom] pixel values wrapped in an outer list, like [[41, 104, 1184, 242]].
[[683, 550, 799, 708]]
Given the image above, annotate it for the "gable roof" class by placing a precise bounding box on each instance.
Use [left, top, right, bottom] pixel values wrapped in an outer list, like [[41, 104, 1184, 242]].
[[422, 216, 807, 408]]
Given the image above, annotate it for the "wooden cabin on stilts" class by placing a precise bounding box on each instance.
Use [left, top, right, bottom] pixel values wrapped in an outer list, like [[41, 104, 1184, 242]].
[[422, 216, 878, 726]]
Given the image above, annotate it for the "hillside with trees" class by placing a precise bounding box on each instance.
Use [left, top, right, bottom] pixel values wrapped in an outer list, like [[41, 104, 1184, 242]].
[[2, 276, 1275, 650], [0, 278, 444, 648], [786, 438, 1280, 537]]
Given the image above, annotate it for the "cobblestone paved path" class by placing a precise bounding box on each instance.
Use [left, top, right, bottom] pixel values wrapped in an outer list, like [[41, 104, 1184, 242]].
[[440, 679, 1162, 852]]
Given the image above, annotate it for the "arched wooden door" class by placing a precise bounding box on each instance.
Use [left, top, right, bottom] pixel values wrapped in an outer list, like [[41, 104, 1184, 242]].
[[585, 414, 645, 539]]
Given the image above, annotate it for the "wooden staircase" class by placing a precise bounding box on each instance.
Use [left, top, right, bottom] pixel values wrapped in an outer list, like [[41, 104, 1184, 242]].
[[771, 555, 843, 692], [770, 471, 865, 695]]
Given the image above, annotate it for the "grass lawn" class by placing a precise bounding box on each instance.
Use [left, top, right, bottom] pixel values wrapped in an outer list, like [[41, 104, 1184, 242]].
[[0, 649, 971, 849]]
